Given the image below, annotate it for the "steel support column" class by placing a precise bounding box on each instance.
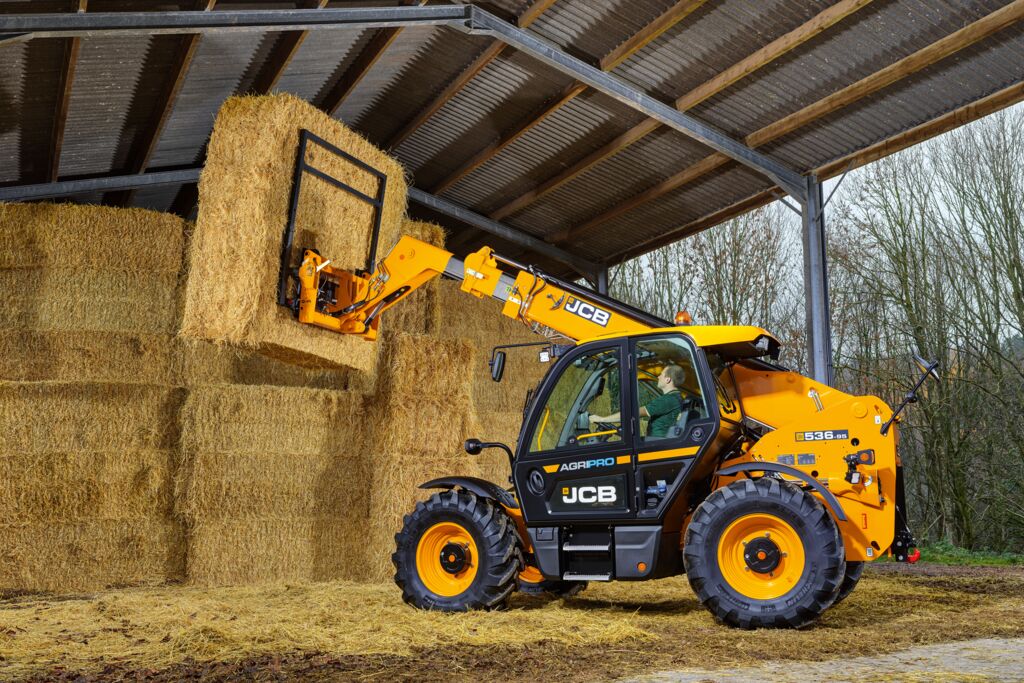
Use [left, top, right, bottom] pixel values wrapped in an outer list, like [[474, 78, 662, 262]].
[[596, 268, 609, 295], [801, 175, 833, 385]]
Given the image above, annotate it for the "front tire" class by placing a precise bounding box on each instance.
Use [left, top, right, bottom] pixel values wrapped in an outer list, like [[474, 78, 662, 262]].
[[832, 561, 865, 606], [393, 489, 521, 611], [684, 478, 844, 629]]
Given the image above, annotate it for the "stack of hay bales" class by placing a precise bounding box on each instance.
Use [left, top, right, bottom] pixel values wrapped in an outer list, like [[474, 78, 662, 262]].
[[0, 203, 187, 593], [433, 280, 551, 484]]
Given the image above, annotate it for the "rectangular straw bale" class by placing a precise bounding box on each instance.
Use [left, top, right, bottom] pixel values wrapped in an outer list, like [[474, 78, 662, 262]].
[[0, 520, 183, 594], [435, 279, 550, 413], [178, 384, 370, 585], [0, 269, 180, 334], [176, 339, 359, 390], [364, 333, 481, 580], [0, 450, 174, 523], [185, 518, 360, 585], [180, 93, 407, 372], [0, 382, 184, 454], [0, 202, 185, 273], [382, 219, 446, 336], [0, 331, 177, 384]]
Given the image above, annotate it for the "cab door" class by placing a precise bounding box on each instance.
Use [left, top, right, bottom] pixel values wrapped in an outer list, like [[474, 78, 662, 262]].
[[627, 334, 719, 523], [513, 339, 636, 524]]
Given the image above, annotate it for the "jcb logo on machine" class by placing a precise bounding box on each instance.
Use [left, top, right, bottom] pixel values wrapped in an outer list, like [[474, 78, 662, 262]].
[[561, 486, 617, 504], [564, 297, 611, 327], [795, 429, 849, 442]]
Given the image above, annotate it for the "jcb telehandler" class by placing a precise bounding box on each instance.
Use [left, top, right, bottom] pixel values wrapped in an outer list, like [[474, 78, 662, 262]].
[[278, 140, 926, 628]]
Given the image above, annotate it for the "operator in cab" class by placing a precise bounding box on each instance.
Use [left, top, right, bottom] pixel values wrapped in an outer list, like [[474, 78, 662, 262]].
[[590, 364, 687, 439]]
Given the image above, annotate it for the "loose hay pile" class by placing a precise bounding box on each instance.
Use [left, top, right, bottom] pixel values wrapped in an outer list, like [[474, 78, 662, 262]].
[[3, 568, 1023, 680], [180, 93, 407, 372]]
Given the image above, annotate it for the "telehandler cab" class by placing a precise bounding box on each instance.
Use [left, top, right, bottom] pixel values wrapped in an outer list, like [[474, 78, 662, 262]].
[[277, 137, 926, 628]]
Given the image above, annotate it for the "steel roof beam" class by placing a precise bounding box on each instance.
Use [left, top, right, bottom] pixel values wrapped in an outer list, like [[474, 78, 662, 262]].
[[0, 6, 472, 37], [109, 0, 215, 207], [408, 187, 601, 281], [0, 168, 202, 202]]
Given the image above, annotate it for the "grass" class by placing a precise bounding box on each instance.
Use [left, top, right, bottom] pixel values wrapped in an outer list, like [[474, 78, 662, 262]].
[[3, 566, 1023, 681], [912, 541, 1024, 566]]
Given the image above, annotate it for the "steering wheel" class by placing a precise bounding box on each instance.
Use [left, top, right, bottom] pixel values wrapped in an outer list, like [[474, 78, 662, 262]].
[[576, 412, 620, 444]]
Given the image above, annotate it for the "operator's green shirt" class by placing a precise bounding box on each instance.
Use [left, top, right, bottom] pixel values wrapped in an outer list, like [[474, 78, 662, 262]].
[[645, 389, 684, 438]]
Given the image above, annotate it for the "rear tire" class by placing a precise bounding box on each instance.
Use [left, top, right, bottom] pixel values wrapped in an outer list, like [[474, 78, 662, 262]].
[[684, 478, 844, 629], [393, 489, 522, 611], [832, 561, 865, 606]]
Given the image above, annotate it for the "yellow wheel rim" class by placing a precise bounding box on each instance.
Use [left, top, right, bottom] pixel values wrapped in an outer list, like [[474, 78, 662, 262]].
[[717, 513, 806, 601], [415, 522, 479, 597]]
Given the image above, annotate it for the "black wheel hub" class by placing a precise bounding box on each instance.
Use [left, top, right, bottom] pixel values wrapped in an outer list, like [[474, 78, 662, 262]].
[[440, 542, 470, 574], [744, 537, 782, 573]]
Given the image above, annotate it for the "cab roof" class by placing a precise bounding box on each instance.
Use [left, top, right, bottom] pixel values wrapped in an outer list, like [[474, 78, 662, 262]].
[[584, 325, 781, 360]]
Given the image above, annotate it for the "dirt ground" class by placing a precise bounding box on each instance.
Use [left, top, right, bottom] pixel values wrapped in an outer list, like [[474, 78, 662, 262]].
[[3, 563, 1024, 682]]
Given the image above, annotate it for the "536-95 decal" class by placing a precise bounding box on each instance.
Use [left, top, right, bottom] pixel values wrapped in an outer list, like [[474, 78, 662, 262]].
[[795, 429, 849, 442]]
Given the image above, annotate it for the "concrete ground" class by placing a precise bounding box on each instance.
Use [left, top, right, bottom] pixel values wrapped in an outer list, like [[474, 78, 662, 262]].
[[634, 637, 1024, 683]]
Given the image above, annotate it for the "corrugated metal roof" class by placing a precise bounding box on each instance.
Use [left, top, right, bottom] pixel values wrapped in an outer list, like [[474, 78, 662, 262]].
[[2, 0, 1022, 275]]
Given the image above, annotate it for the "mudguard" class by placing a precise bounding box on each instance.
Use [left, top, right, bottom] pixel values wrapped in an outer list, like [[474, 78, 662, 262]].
[[716, 461, 848, 521], [420, 476, 519, 509]]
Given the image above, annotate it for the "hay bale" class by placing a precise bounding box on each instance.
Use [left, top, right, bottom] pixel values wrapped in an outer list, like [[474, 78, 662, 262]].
[[364, 332, 482, 581], [435, 280, 549, 414], [0, 331, 177, 384], [0, 520, 183, 594], [178, 384, 369, 585], [382, 219, 446, 336], [0, 202, 184, 272], [180, 94, 408, 371], [0, 382, 185, 593]]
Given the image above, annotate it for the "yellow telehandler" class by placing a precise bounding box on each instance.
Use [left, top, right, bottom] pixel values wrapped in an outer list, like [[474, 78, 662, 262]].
[[276, 138, 928, 627]]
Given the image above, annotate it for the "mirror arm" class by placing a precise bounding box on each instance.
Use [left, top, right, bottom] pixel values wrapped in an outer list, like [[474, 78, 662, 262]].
[[880, 363, 935, 435], [464, 439, 515, 468]]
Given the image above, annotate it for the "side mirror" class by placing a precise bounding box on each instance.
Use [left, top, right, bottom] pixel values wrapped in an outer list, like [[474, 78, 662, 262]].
[[464, 438, 483, 455], [913, 354, 940, 382], [489, 350, 506, 382]]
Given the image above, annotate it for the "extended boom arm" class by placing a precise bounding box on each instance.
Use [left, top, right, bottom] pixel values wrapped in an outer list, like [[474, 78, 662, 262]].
[[293, 235, 663, 343]]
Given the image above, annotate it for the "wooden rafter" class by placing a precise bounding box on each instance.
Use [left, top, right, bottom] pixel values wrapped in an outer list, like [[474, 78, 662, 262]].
[[554, 0, 1024, 245], [168, 0, 328, 217], [384, 0, 556, 150], [318, 0, 426, 118], [249, 0, 329, 95], [611, 77, 1024, 264], [49, 0, 87, 182], [491, 0, 874, 220], [110, 0, 214, 206], [429, 0, 707, 195]]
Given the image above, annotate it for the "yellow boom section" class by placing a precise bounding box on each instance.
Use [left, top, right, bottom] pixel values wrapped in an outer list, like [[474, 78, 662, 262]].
[[298, 235, 653, 342]]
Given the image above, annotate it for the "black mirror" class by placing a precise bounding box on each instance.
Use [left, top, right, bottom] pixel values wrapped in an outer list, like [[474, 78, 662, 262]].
[[489, 350, 506, 382], [913, 354, 940, 382], [464, 438, 483, 455]]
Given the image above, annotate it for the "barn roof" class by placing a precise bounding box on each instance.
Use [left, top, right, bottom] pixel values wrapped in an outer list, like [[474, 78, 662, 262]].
[[1, 0, 1022, 278]]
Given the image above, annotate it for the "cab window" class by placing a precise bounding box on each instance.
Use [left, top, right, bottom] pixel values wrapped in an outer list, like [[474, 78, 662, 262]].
[[633, 337, 709, 443], [528, 347, 622, 453]]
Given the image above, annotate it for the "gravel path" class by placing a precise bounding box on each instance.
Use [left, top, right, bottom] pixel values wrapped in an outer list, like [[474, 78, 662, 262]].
[[632, 637, 1024, 682]]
